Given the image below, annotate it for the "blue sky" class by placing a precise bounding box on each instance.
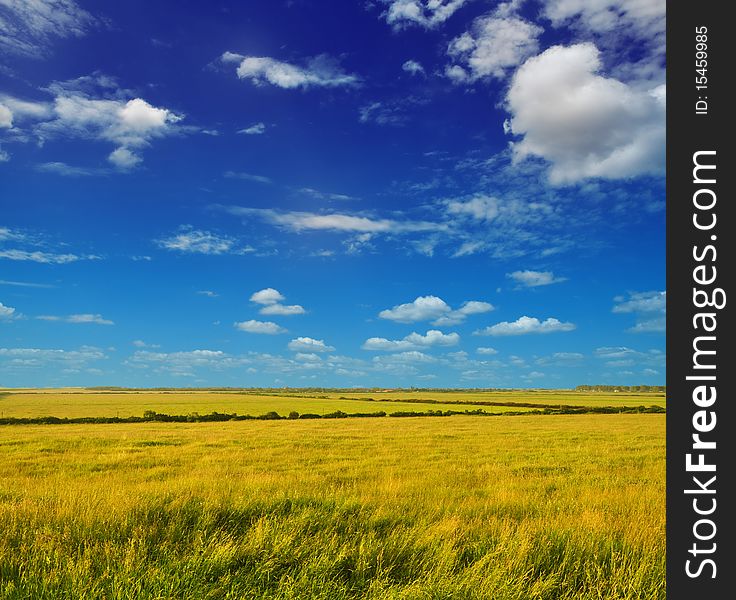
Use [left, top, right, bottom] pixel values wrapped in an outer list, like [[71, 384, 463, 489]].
[[0, 0, 665, 388]]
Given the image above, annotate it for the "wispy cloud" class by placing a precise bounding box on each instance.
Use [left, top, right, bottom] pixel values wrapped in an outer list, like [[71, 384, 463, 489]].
[[613, 290, 665, 333], [224, 171, 272, 184], [36, 161, 108, 176], [37, 313, 114, 325], [220, 205, 446, 235], [237, 122, 266, 135], [0, 279, 54, 288], [507, 270, 566, 288], [0, 249, 97, 263], [0, 0, 102, 58], [221, 52, 359, 89], [158, 228, 236, 255]]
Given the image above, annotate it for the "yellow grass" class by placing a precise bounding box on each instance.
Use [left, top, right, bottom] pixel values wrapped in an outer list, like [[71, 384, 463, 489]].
[[0, 414, 665, 598]]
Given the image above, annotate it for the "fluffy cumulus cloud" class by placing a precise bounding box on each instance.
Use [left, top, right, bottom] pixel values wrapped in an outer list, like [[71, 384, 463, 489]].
[[507, 270, 566, 287], [446, 10, 542, 82], [476, 347, 498, 355], [43, 93, 182, 169], [287, 337, 335, 353], [381, 0, 469, 29], [613, 290, 665, 333], [250, 288, 305, 316], [3, 75, 184, 170], [250, 288, 285, 305], [0, 0, 101, 58], [402, 60, 425, 76], [158, 228, 236, 255], [234, 320, 287, 335], [378, 295, 493, 326], [475, 316, 576, 336], [505, 43, 665, 184], [221, 52, 359, 89], [362, 329, 459, 351]]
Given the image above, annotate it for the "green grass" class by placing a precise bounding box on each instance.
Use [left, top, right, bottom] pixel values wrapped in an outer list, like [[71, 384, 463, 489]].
[[0, 414, 665, 599]]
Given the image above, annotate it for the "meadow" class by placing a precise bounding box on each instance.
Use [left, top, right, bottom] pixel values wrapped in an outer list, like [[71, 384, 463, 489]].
[[0, 388, 665, 420], [0, 390, 665, 599]]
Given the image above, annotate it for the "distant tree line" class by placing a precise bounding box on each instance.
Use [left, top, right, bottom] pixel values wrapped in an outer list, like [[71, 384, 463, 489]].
[[575, 385, 665, 393]]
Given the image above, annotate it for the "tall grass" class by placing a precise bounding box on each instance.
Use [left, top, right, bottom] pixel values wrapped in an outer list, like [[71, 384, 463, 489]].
[[0, 415, 665, 599]]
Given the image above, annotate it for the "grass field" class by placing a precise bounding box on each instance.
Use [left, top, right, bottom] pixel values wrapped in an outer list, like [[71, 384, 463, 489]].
[[0, 407, 665, 599], [0, 389, 664, 419]]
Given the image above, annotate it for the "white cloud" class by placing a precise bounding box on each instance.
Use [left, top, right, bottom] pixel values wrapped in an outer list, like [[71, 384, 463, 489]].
[[132, 340, 160, 348], [476, 347, 498, 355], [0, 301, 16, 320], [234, 320, 287, 335], [298, 188, 354, 202], [535, 352, 584, 366], [374, 350, 436, 364], [197, 290, 218, 297], [447, 12, 541, 81], [0, 103, 11, 128], [542, 0, 665, 37], [613, 290, 665, 333], [506, 43, 665, 184], [20, 77, 185, 169], [507, 270, 566, 287], [379, 295, 449, 323], [222, 52, 359, 89], [594, 346, 636, 359], [250, 288, 285, 305], [221, 206, 446, 235], [238, 122, 266, 135], [613, 290, 665, 314], [224, 171, 272, 184], [378, 295, 493, 325], [0, 148, 9, 162], [0, 249, 95, 263], [402, 60, 425, 76], [108, 146, 141, 169], [628, 318, 665, 333], [475, 315, 576, 336], [37, 313, 114, 325], [288, 337, 335, 353], [158, 228, 235, 255], [0, 346, 107, 370], [362, 329, 459, 351], [444, 196, 499, 221], [248, 287, 306, 317], [381, 0, 469, 29], [36, 161, 105, 176], [433, 300, 495, 326], [0, 0, 101, 58], [260, 303, 305, 316]]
